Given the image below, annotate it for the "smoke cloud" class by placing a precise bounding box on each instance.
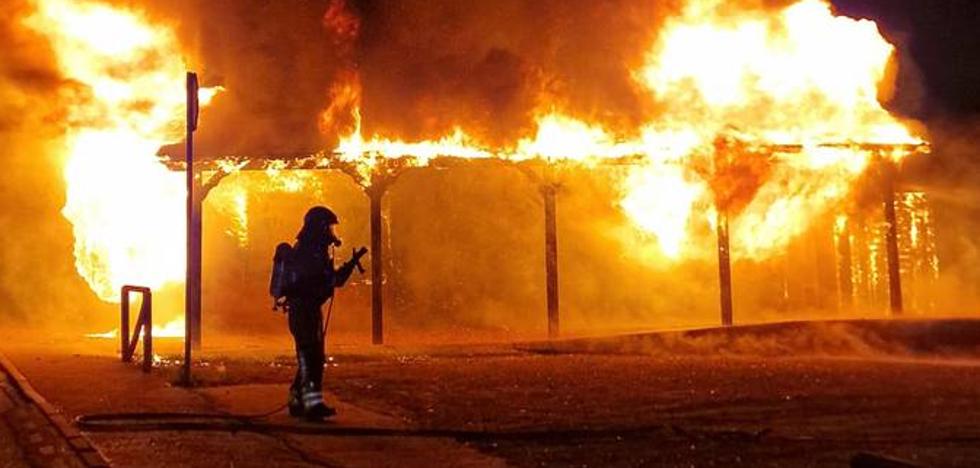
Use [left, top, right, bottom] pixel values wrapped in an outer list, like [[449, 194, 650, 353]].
[[350, 0, 679, 146]]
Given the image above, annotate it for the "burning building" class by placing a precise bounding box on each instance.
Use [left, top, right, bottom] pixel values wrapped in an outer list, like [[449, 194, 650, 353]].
[[3, 0, 969, 344]]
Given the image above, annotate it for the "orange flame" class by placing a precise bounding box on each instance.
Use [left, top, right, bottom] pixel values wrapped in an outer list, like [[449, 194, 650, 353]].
[[25, 0, 219, 301], [26, 0, 926, 310], [621, 0, 922, 260], [86, 316, 187, 339]]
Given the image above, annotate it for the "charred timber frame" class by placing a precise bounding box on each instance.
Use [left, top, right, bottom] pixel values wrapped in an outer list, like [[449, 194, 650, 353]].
[[163, 142, 926, 344], [879, 159, 903, 315], [722, 145, 922, 325], [165, 154, 642, 344], [513, 163, 566, 339], [542, 184, 560, 338]]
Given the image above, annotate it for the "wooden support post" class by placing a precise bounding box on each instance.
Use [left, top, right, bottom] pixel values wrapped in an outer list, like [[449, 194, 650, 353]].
[[882, 162, 903, 315], [542, 184, 560, 339], [837, 217, 853, 310], [717, 210, 733, 327], [852, 215, 870, 308], [369, 187, 385, 345]]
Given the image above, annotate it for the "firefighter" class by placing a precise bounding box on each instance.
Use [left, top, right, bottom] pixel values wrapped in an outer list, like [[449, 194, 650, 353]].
[[285, 206, 365, 420]]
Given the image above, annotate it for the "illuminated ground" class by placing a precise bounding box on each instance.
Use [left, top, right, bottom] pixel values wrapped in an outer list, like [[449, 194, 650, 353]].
[[2, 319, 980, 467]]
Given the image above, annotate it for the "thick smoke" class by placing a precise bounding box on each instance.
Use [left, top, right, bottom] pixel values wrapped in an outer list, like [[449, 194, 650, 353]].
[[157, 0, 682, 152], [351, 0, 676, 146], [907, 120, 980, 313], [520, 319, 980, 359], [150, 0, 351, 156]]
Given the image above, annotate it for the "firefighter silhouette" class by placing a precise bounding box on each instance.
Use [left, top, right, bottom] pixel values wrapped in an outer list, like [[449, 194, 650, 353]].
[[273, 206, 365, 420]]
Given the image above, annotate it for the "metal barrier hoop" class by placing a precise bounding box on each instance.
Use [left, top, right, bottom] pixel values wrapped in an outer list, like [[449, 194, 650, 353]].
[[120, 285, 152, 373]]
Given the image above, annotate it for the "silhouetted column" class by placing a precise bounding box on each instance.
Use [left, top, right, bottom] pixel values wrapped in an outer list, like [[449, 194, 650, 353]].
[[837, 217, 853, 309], [369, 187, 385, 345], [717, 210, 733, 326], [882, 163, 903, 315], [542, 184, 560, 339]]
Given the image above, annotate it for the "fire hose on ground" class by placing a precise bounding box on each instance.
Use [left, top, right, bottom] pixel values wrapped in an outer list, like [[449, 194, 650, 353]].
[[69, 409, 957, 468], [69, 412, 942, 468], [73, 410, 771, 440]]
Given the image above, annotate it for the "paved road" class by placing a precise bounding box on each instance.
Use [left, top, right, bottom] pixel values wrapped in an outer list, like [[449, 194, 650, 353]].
[[0, 371, 83, 468], [3, 321, 980, 467], [0, 346, 504, 467], [322, 352, 980, 466]]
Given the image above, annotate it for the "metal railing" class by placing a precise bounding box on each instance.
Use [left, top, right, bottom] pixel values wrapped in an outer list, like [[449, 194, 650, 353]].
[[120, 285, 152, 373]]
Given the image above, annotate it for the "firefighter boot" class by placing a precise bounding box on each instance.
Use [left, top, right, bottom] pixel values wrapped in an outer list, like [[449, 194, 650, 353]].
[[300, 348, 336, 421], [288, 352, 309, 417]]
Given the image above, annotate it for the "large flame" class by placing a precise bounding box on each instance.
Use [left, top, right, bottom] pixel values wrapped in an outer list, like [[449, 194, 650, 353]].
[[621, 0, 921, 260], [86, 316, 186, 340], [25, 0, 217, 302], [24, 0, 925, 313], [326, 0, 922, 261], [640, 0, 913, 144]]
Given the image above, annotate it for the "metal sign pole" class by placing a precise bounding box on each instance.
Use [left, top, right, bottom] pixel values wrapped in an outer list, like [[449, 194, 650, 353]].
[[183, 72, 199, 385]]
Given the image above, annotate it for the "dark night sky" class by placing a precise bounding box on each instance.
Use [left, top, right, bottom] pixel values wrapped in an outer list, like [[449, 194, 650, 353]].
[[833, 0, 980, 120]]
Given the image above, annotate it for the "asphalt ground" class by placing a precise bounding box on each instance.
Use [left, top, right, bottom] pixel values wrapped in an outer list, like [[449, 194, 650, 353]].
[[1, 319, 979, 467]]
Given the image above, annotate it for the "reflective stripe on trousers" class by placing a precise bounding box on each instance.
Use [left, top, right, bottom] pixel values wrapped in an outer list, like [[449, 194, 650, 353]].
[[303, 390, 324, 408]]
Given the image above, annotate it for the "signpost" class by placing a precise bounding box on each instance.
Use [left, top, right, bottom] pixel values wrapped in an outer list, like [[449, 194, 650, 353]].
[[183, 71, 199, 385]]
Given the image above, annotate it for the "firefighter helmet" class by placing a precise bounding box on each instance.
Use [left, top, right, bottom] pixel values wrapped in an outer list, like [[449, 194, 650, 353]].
[[304, 206, 339, 228]]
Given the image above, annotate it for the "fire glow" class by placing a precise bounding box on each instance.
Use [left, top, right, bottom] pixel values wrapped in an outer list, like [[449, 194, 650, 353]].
[[323, 0, 922, 262], [25, 0, 219, 304], [25, 0, 925, 323], [85, 316, 186, 340]]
